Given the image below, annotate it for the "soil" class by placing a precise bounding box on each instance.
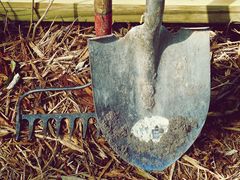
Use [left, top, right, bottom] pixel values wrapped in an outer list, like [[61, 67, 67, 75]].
[[128, 117, 198, 158], [99, 111, 198, 165], [98, 111, 130, 157]]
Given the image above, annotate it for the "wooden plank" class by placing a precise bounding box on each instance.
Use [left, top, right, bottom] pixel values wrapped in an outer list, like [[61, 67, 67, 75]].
[[0, 0, 240, 23]]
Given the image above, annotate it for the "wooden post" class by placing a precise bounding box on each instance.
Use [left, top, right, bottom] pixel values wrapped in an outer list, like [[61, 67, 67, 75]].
[[94, 0, 112, 36]]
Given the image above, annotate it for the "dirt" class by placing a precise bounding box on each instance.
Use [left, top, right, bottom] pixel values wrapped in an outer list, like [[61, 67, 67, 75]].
[[98, 111, 130, 158], [99, 111, 198, 165], [128, 117, 198, 159]]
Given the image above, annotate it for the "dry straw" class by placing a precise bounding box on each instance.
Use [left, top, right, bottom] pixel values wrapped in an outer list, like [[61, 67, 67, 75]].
[[0, 5, 239, 180]]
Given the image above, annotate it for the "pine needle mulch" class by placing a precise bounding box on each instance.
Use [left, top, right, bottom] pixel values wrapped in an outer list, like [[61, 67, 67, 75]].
[[0, 22, 239, 179]]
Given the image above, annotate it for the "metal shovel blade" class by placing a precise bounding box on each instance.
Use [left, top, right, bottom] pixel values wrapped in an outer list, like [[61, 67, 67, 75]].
[[89, 0, 210, 171]]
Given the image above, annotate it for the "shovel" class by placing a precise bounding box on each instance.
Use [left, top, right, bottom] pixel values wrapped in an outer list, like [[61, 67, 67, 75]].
[[89, 0, 211, 171]]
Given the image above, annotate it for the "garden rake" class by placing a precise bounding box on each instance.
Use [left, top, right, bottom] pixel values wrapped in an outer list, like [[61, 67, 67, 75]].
[[15, 0, 111, 140], [16, 84, 96, 140]]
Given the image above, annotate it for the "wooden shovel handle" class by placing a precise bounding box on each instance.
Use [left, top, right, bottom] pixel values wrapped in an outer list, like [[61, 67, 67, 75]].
[[94, 0, 112, 36]]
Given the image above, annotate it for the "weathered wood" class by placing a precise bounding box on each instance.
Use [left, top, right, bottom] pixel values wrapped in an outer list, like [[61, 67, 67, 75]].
[[0, 0, 240, 23]]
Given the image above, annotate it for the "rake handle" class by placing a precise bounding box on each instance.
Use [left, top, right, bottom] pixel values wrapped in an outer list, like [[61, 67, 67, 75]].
[[94, 0, 112, 36]]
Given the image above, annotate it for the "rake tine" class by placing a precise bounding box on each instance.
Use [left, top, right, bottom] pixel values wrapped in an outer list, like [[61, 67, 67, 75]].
[[69, 118, 75, 138], [82, 119, 88, 138], [28, 120, 35, 140], [42, 119, 49, 135], [56, 119, 61, 137]]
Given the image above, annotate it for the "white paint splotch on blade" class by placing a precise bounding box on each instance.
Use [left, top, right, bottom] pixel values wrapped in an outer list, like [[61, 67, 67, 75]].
[[131, 116, 169, 143]]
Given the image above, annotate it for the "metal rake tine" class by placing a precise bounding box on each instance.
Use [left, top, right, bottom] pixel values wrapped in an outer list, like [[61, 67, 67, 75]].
[[82, 119, 88, 138], [42, 119, 49, 135], [56, 119, 61, 137], [28, 120, 35, 140], [69, 118, 75, 138]]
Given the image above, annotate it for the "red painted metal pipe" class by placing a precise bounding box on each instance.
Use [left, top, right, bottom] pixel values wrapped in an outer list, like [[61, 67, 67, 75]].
[[94, 0, 112, 36]]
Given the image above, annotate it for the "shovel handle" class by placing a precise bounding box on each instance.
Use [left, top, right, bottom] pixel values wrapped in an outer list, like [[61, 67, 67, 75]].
[[144, 0, 165, 32], [94, 0, 112, 36]]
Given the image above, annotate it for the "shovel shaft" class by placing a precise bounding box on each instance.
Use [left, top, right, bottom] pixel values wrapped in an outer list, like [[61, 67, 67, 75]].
[[94, 0, 112, 36], [144, 0, 165, 33]]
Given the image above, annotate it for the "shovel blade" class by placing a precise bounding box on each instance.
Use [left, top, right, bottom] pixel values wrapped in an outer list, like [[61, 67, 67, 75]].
[[89, 26, 210, 170]]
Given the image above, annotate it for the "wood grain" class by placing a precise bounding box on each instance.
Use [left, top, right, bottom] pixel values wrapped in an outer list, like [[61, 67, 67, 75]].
[[1, 0, 240, 23]]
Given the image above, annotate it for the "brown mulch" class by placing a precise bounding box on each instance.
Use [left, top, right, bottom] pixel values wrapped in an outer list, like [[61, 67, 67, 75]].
[[0, 20, 239, 179]]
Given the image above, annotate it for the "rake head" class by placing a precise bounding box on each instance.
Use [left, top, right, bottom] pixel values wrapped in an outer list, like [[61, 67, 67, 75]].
[[16, 83, 97, 140]]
